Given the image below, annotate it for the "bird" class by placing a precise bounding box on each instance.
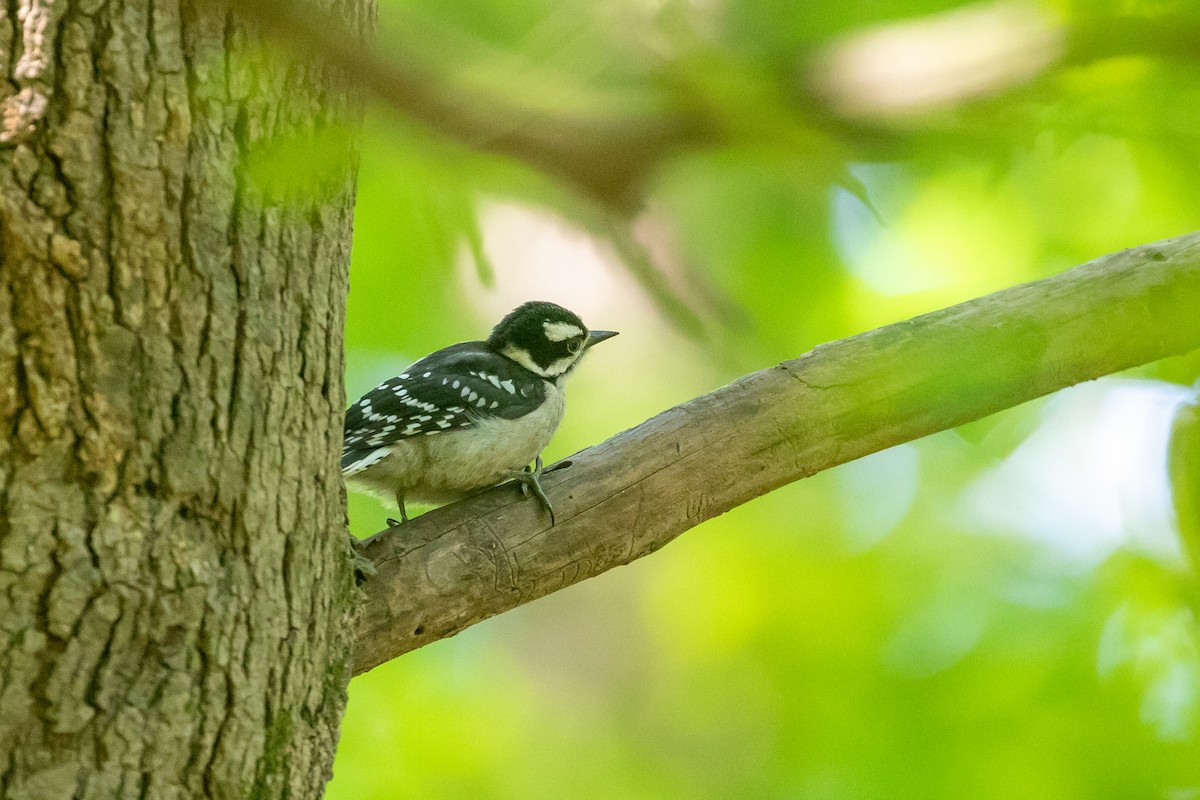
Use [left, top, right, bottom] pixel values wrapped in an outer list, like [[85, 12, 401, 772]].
[[341, 301, 617, 526]]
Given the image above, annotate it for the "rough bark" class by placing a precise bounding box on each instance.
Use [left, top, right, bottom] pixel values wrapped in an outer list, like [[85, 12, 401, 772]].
[[0, 2, 369, 797], [353, 232, 1200, 676]]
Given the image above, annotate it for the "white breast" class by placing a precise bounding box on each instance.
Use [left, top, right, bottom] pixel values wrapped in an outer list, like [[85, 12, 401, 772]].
[[407, 380, 566, 503]]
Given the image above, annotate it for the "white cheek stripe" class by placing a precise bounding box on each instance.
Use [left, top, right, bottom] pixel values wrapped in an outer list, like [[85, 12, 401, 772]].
[[501, 345, 583, 378], [501, 345, 546, 376], [545, 355, 577, 376], [543, 321, 584, 342]]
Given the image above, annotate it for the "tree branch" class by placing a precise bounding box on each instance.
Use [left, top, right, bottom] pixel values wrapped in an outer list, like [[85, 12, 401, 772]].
[[238, 1, 1200, 214], [353, 232, 1200, 675], [235, 0, 703, 209]]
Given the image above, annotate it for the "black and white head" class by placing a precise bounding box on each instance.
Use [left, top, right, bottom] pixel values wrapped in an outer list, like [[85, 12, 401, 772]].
[[487, 301, 617, 380]]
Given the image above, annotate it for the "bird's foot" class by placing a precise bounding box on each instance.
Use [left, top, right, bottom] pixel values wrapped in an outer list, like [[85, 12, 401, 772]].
[[386, 495, 409, 528], [508, 455, 555, 525]]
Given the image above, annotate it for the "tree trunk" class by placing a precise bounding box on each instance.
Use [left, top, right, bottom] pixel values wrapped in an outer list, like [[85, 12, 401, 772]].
[[0, 2, 368, 797]]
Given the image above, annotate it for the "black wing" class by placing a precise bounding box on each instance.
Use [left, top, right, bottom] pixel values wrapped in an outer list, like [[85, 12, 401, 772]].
[[341, 342, 545, 474]]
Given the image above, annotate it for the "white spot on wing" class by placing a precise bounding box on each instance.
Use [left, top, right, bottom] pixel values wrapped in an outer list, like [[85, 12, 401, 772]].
[[342, 447, 390, 476]]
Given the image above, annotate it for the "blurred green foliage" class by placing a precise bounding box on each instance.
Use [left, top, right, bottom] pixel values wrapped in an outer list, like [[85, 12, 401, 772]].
[[319, 0, 1200, 796], [1171, 396, 1200, 577]]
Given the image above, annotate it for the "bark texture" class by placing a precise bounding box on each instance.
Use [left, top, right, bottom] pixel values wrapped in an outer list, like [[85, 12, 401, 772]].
[[353, 232, 1200, 675], [0, 1, 369, 797]]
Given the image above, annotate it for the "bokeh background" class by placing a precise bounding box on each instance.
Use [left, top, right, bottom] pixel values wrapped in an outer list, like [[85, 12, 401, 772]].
[[319, 0, 1200, 796]]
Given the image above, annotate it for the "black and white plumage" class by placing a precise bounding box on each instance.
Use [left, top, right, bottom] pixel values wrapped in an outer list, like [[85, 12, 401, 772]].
[[342, 301, 617, 524]]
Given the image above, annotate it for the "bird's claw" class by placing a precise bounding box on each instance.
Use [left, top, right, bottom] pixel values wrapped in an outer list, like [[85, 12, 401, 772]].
[[386, 494, 409, 528], [509, 455, 555, 525]]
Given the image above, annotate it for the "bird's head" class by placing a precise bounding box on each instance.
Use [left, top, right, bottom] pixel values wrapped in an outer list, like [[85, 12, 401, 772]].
[[487, 301, 617, 380]]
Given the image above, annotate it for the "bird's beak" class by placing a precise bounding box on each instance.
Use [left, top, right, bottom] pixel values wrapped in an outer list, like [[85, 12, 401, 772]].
[[586, 330, 618, 349]]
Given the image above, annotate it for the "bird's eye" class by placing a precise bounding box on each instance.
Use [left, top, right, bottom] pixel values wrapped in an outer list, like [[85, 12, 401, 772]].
[[568, 339, 582, 354]]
